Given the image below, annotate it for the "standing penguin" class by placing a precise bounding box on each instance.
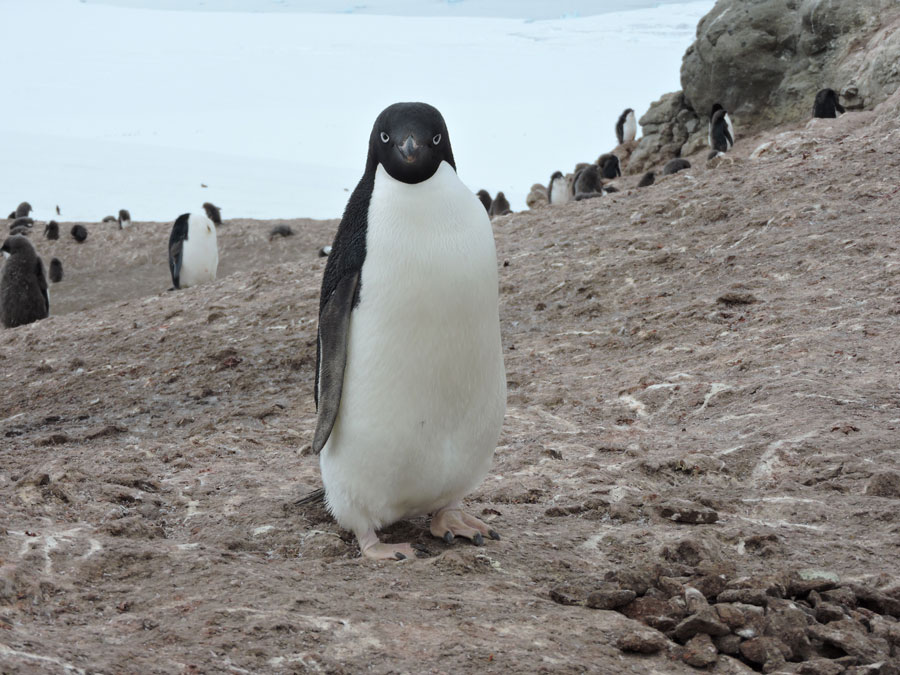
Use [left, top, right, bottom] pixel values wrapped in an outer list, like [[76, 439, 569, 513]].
[[307, 102, 506, 560], [813, 89, 845, 118], [118, 209, 132, 229], [708, 103, 735, 151], [476, 189, 492, 213], [548, 171, 571, 205], [0, 235, 49, 328], [167, 203, 220, 289], [615, 108, 636, 144], [44, 221, 59, 240], [489, 191, 511, 217], [49, 258, 63, 283]]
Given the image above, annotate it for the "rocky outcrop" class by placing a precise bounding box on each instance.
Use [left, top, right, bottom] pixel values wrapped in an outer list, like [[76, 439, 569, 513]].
[[625, 0, 900, 175], [681, 0, 900, 129]]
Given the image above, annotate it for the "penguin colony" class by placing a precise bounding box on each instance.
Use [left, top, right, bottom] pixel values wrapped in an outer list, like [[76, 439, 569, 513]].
[[1, 81, 856, 563]]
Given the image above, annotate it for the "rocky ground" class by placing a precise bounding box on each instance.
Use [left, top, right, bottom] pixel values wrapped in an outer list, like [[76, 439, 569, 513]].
[[2, 90, 900, 674]]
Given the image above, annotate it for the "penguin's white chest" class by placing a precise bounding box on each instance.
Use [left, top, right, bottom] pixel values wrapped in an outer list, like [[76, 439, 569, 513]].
[[321, 161, 506, 534], [180, 213, 218, 288], [622, 113, 637, 142], [550, 177, 570, 205]]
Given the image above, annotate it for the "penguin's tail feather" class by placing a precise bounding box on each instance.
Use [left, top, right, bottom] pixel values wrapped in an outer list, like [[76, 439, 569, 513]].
[[294, 487, 326, 506]]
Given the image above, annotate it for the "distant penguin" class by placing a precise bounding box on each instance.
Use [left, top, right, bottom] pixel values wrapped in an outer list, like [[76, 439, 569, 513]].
[[49, 258, 63, 283], [616, 108, 636, 144], [269, 224, 294, 239], [709, 108, 734, 154], [318, 245, 332, 257], [203, 202, 223, 226], [71, 225, 88, 242], [9, 217, 34, 231], [44, 221, 59, 240], [55, 205, 61, 216], [168, 204, 219, 289], [602, 184, 619, 194], [813, 88, 845, 118], [573, 165, 601, 199], [637, 171, 655, 187], [0, 235, 49, 328], [15, 202, 32, 219], [662, 158, 691, 175], [118, 209, 132, 229], [548, 171, 571, 205], [597, 154, 622, 179], [102, 216, 117, 223], [476, 189, 492, 213], [489, 191, 511, 217], [305, 101, 505, 560], [9, 225, 31, 237]]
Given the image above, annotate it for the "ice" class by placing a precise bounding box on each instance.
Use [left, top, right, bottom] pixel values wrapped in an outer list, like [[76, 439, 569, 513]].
[[0, 0, 713, 222]]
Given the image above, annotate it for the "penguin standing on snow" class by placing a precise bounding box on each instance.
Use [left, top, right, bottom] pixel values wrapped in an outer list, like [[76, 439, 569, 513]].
[[548, 171, 571, 205], [615, 108, 636, 144], [304, 102, 506, 560], [168, 203, 220, 289], [708, 103, 734, 153], [813, 89, 844, 118], [1, 235, 49, 328]]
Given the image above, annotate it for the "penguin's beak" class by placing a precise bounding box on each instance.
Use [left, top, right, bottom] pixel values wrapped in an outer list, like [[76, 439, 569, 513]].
[[397, 135, 421, 164]]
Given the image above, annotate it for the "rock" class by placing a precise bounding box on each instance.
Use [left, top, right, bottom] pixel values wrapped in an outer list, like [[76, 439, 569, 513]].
[[866, 472, 900, 498], [739, 636, 790, 672], [549, 588, 579, 606], [786, 570, 841, 597], [796, 659, 846, 675], [680, 0, 900, 131], [714, 633, 742, 656], [764, 598, 813, 660], [808, 619, 890, 664], [846, 663, 900, 675], [586, 588, 636, 610], [655, 499, 719, 524], [693, 575, 729, 601], [685, 586, 710, 613], [673, 608, 731, 642], [715, 603, 748, 629], [816, 602, 848, 624], [849, 585, 900, 618], [659, 576, 686, 598], [682, 633, 719, 668], [621, 596, 685, 633], [606, 567, 657, 596], [823, 587, 859, 610], [616, 627, 670, 654], [717, 588, 769, 606]]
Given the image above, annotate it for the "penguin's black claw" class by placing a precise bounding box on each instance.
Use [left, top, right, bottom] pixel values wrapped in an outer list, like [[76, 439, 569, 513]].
[[488, 529, 501, 541], [443, 531, 454, 544], [472, 532, 485, 547], [394, 552, 407, 561]]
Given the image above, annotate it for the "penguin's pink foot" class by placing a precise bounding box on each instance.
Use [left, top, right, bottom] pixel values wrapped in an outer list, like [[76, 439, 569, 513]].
[[430, 503, 501, 546], [356, 529, 416, 561]]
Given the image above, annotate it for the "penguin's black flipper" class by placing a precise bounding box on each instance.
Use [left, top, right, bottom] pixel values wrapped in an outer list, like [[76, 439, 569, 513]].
[[312, 269, 359, 455], [168, 213, 189, 289], [35, 257, 49, 315]]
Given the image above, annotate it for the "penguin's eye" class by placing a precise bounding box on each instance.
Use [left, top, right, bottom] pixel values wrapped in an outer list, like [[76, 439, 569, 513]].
[[432, 134, 442, 146], [380, 132, 390, 143]]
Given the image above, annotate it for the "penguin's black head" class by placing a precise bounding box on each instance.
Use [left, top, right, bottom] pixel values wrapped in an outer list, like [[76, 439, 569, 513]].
[[1, 234, 36, 260], [710, 103, 724, 120], [202, 202, 222, 225], [118, 209, 130, 222], [368, 102, 455, 184], [550, 171, 563, 183]]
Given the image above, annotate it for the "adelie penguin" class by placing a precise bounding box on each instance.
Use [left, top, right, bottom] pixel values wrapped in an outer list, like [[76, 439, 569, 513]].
[[637, 171, 655, 187], [489, 191, 511, 217], [49, 258, 63, 283], [573, 165, 602, 201], [302, 102, 506, 560], [118, 209, 132, 229], [9, 202, 32, 220], [662, 158, 691, 175], [45, 221, 59, 240], [476, 189, 492, 213], [1, 235, 49, 329], [548, 171, 571, 205], [168, 203, 220, 289], [71, 224, 88, 242], [615, 108, 636, 145], [269, 224, 294, 239], [813, 88, 844, 118], [597, 153, 621, 179], [708, 104, 734, 155]]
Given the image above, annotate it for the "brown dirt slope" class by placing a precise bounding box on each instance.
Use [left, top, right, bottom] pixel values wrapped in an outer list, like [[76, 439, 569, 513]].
[[1, 91, 899, 673]]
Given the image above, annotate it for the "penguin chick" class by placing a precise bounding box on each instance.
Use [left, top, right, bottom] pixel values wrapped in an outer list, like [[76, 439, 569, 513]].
[[1, 235, 49, 328], [71, 225, 88, 242], [44, 221, 59, 240], [489, 192, 511, 217], [476, 190, 492, 213], [49, 258, 63, 283]]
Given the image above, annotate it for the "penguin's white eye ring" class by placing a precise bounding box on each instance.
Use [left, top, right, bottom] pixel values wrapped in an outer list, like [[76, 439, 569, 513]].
[[380, 132, 390, 143], [432, 133, 442, 145]]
